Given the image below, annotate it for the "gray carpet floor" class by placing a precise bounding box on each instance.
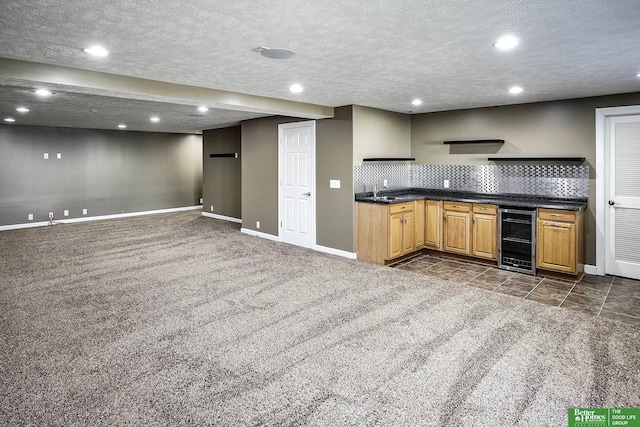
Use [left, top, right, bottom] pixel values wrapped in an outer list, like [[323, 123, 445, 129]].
[[1, 210, 639, 426]]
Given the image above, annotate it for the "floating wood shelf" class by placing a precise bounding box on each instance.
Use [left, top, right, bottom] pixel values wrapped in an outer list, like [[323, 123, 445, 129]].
[[488, 157, 585, 163], [443, 139, 505, 145], [363, 157, 415, 162], [209, 153, 238, 158]]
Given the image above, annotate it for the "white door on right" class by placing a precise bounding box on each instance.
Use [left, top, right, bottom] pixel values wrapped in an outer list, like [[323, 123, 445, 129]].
[[606, 114, 640, 279]]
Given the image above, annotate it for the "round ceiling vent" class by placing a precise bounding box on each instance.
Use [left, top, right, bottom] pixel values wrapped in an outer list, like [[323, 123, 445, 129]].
[[255, 46, 296, 59]]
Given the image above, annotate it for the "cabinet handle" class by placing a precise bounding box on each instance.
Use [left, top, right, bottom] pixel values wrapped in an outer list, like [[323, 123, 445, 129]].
[[452, 205, 459, 208], [551, 213, 562, 217], [443, 214, 447, 221], [480, 207, 488, 210], [551, 223, 563, 227]]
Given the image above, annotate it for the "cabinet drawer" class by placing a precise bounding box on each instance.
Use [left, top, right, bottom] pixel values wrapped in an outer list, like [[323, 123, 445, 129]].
[[389, 202, 413, 214], [538, 208, 576, 222], [473, 204, 497, 215], [443, 201, 471, 212]]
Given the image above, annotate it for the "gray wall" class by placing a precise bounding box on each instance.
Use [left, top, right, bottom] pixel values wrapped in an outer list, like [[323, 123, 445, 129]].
[[316, 106, 354, 252], [202, 127, 241, 219], [353, 105, 411, 165], [0, 124, 202, 226], [241, 116, 305, 236], [241, 109, 355, 253], [411, 92, 640, 265]]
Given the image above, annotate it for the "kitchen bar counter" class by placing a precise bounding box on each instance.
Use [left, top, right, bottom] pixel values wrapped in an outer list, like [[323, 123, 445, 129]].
[[355, 188, 587, 211]]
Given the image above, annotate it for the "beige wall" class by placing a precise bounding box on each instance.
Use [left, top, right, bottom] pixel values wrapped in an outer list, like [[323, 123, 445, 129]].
[[202, 126, 241, 219], [411, 92, 640, 265], [353, 105, 411, 165]]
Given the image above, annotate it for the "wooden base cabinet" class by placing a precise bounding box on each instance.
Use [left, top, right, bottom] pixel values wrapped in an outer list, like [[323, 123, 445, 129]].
[[443, 202, 471, 255], [537, 208, 584, 275], [414, 200, 425, 249], [424, 200, 442, 250], [389, 205, 414, 259], [471, 204, 498, 260], [356, 201, 416, 264]]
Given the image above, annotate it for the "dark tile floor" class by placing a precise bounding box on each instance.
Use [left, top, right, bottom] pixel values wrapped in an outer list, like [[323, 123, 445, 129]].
[[392, 254, 640, 326]]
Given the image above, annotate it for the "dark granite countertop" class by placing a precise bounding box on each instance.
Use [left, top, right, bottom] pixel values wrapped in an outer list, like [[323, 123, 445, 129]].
[[355, 188, 587, 211]]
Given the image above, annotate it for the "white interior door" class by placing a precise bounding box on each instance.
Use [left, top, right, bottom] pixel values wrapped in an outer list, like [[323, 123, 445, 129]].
[[606, 114, 640, 279], [279, 121, 315, 249]]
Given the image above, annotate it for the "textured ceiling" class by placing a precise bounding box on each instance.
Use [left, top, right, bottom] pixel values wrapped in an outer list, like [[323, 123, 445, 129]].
[[1, 0, 640, 133]]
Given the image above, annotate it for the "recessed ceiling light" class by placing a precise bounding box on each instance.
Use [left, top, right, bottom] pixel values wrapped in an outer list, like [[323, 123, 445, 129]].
[[4, 118, 16, 122], [16, 107, 29, 113], [411, 99, 423, 106], [509, 86, 524, 94], [82, 45, 109, 57], [493, 35, 520, 50], [255, 46, 296, 59], [198, 106, 209, 112], [150, 116, 160, 123], [289, 84, 304, 94], [118, 124, 127, 129], [35, 89, 52, 96]]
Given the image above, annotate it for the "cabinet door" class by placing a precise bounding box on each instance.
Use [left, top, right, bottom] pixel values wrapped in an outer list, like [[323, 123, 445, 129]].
[[388, 212, 404, 259], [425, 200, 442, 249], [443, 211, 470, 255], [402, 211, 415, 255], [537, 220, 576, 273], [414, 200, 425, 248], [472, 213, 497, 260]]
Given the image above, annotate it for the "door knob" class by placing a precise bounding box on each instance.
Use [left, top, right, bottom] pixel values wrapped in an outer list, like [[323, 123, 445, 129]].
[[303, 192, 311, 196], [608, 200, 616, 206]]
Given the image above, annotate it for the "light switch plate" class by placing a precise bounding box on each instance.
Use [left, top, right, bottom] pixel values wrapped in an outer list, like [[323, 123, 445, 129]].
[[444, 179, 450, 188], [44, 153, 48, 159], [57, 153, 62, 159], [330, 179, 341, 189], [83, 209, 87, 215], [64, 210, 69, 216]]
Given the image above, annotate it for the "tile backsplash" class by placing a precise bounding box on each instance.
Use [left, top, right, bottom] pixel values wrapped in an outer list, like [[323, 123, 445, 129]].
[[354, 164, 589, 199]]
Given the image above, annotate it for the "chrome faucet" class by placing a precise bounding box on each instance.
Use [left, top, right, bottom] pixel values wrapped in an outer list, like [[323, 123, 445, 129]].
[[373, 182, 389, 199]]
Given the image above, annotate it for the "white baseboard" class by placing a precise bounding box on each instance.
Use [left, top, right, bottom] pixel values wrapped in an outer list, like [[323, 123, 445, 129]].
[[201, 212, 242, 223], [240, 228, 281, 242], [314, 244, 357, 259], [0, 206, 202, 231], [584, 264, 598, 276]]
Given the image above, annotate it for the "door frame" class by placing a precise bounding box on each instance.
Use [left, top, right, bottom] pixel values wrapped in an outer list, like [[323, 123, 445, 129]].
[[277, 120, 317, 248], [595, 105, 640, 276]]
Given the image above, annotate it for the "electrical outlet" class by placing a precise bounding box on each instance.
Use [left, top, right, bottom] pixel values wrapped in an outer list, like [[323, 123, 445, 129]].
[[44, 153, 49, 160], [383, 179, 388, 187], [48, 212, 53, 220], [64, 210, 69, 216], [57, 153, 62, 159], [28, 213, 33, 221], [210, 205, 214, 212], [82, 208, 87, 215], [199, 198, 203, 204], [256, 221, 260, 229], [444, 179, 450, 188]]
